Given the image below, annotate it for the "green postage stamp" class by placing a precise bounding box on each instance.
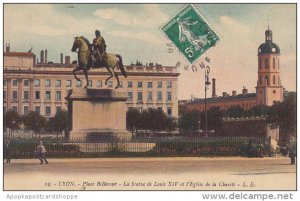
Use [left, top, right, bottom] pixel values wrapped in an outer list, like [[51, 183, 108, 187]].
[[162, 4, 220, 64]]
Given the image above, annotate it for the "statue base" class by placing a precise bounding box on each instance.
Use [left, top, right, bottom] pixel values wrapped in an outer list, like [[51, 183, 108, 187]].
[[66, 88, 132, 142]]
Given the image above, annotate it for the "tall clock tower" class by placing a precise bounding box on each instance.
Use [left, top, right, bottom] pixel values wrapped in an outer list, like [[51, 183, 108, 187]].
[[256, 27, 283, 106]]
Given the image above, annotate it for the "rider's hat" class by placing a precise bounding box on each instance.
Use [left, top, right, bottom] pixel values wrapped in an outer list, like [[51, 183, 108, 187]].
[[95, 30, 101, 37]]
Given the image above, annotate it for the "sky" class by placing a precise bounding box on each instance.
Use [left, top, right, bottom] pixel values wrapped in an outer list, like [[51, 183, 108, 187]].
[[3, 4, 296, 100]]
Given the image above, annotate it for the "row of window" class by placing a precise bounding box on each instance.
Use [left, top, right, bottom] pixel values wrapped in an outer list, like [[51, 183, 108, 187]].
[[3, 79, 64, 87], [194, 102, 257, 111], [259, 57, 280, 69], [129, 81, 172, 88], [258, 75, 280, 86], [4, 79, 173, 89], [4, 105, 62, 116], [127, 91, 172, 102], [4, 90, 172, 102], [3, 90, 62, 101]]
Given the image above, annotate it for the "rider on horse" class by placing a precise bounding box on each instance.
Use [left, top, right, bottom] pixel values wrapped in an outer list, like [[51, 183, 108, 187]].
[[72, 32, 127, 89], [93, 30, 107, 66]]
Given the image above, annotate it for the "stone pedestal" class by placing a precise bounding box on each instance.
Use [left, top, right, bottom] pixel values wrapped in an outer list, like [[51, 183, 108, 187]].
[[66, 88, 132, 141]]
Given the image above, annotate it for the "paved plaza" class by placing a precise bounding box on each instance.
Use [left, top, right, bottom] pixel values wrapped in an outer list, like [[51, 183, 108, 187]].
[[4, 157, 296, 190]]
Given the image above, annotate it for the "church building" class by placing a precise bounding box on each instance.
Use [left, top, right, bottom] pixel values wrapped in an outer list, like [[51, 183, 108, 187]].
[[256, 27, 283, 106]]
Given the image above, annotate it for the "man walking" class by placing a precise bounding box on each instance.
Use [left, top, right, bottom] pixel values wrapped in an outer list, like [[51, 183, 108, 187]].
[[4, 139, 11, 163], [36, 141, 49, 164]]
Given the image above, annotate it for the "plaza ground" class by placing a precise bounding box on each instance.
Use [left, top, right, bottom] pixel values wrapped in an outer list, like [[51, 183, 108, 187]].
[[4, 157, 296, 190]]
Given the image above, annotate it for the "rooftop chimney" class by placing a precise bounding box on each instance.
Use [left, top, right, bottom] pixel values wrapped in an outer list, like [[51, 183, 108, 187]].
[[212, 78, 217, 98], [60, 53, 63, 64], [6, 43, 10, 52], [33, 54, 36, 66], [40, 50, 44, 64], [65, 56, 71, 65], [232, 91, 237, 96], [242, 87, 248, 95], [45, 49, 48, 63]]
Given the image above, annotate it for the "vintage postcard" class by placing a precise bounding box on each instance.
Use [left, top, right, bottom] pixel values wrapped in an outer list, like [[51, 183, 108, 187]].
[[2, 3, 297, 193]]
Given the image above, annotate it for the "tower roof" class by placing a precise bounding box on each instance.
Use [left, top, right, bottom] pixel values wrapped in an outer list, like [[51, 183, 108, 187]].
[[258, 27, 280, 54]]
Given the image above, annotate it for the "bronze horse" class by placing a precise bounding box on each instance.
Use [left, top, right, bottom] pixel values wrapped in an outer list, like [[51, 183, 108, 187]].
[[71, 36, 127, 89]]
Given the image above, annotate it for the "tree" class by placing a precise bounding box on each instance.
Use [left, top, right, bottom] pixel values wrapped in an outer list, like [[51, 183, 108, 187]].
[[47, 109, 68, 133], [144, 108, 169, 132], [268, 92, 296, 142], [4, 110, 21, 138], [206, 107, 223, 131], [166, 117, 177, 132], [225, 106, 245, 117], [126, 108, 178, 134], [126, 108, 141, 134], [140, 109, 152, 132], [4, 110, 21, 130], [138, 108, 168, 132], [22, 111, 46, 135], [245, 105, 270, 117], [178, 110, 201, 133]]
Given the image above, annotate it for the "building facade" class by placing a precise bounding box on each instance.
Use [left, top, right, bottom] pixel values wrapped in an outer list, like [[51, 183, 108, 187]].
[[3, 50, 180, 118], [182, 28, 283, 113], [182, 88, 257, 113], [216, 116, 270, 137]]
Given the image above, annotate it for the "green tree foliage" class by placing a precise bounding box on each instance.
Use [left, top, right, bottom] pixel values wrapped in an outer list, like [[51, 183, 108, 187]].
[[178, 92, 296, 139], [206, 107, 223, 131], [22, 111, 46, 133], [225, 106, 245, 117], [4, 110, 21, 131], [166, 117, 177, 132], [47, 109, 68, 132], [126, 108, 141, 134], [126, 108, 177, 133], [178, 107, 223, 134], [268, 92, 296, 141], [178, 110, 201, 133], [143, 108, 169, 131], [245, 105, 270, 117]]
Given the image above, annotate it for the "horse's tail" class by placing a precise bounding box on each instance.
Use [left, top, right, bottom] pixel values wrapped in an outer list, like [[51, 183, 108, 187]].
[[116, 54, 127, 78]]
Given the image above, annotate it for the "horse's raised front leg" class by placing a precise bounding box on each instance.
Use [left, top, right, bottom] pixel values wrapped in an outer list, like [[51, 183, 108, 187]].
[[73, 66, 81, 81], [114, 69, 121, 89], [83, 67, 89, 88], [105, 67, 113, 85]]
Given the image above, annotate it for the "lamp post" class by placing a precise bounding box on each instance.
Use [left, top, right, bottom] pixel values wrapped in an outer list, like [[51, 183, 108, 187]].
[[204, 66, 211, 137], [11, 120, 16, 138], [198, 120, 201, 135]]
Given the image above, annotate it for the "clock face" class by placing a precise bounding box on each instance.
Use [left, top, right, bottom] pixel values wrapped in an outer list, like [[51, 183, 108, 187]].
[[272, 48, 276, 52]]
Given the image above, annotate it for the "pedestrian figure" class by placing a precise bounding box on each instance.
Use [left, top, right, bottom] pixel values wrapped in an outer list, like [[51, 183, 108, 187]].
[[4, 139, 11, 163], [256, 143, 264, 158], [36, 141, 49, 164], [246, 140, 253, 157]]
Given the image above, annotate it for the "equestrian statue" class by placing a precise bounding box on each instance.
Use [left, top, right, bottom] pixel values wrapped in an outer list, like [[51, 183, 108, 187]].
[[71, 30, 127, 89]]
